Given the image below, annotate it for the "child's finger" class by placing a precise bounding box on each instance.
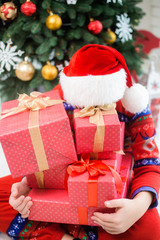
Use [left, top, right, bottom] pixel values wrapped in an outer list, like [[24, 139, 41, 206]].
[[104, 199, 125, 208], [16, 196, 31, 212], [21, 210, 30, 219], [11, 183, 20, 197], [9, 195, 25, 209], [91, 215, 113, 227], [19, 201, 33, 215], [93, 212, 115, 223]]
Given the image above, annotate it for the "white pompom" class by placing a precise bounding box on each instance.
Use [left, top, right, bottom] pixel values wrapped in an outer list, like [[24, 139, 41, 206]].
[[121, 83, 149, 114]]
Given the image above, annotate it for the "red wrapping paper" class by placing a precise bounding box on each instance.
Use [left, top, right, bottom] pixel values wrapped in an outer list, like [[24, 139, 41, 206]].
[[88, 122, 125, 173], [68, 158, 121, 207], [0, 90, 77, 178], [74, 109, 121, 154], [29, 153, 132, 225], [26, 164, 67, 189]]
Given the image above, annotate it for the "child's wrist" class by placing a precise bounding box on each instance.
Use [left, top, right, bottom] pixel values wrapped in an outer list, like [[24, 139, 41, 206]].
[[133, 191, 153, 211]]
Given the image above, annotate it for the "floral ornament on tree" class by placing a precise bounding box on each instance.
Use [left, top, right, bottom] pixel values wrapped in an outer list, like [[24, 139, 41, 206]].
[[56, 60, 69, 72], [115, 13, 133, 43], [66, 0, 78, 4], [106, 0, 122, 5], [0, 39, 24, 74]]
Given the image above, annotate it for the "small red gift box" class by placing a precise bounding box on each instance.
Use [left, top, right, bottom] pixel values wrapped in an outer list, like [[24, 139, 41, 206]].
[[28, 153, 132, 225], [74, 106, 121, 154], [0, 90, 77, 178], [67, 158, 122, 208], [26, 164, 67, 189]]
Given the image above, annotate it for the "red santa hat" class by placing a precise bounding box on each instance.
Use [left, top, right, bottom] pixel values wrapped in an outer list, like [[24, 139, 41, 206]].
[[60, 44, 149, 113]]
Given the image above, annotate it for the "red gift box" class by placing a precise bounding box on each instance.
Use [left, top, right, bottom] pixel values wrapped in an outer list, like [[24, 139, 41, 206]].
[[26, 164, 67, 189], [29, 153, 132, 225], [74, 107, 121, 154], [0, 90, 77, 178], [67, 158, 122, 208], [88, 122, 125, 173], [28, 188, 111, 226]]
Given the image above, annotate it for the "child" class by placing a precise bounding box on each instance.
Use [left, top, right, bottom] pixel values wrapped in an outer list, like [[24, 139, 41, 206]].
[[1, 44, 160, 240]]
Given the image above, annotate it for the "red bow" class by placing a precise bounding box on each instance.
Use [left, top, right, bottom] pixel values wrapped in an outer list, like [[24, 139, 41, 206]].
[[67, 154, 122, 194]]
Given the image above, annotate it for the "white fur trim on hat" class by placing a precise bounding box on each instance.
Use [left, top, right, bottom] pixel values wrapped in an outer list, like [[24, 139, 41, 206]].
[[60, 69, 127, 108], [121, 83, 149, 114]]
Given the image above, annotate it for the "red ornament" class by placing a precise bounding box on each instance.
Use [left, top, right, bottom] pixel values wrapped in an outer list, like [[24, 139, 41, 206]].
[[88, 19, 103, 34], [21, 0, 36, 16], [0, 2, 17, 21]]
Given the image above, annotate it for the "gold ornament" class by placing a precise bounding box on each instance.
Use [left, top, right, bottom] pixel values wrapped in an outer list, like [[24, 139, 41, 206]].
[[0, 2, 17, 21], [41, 61, 58, 80], [15, 57, 35, 81], [46, 11, 62, 30], [104, 28, 116, 45]]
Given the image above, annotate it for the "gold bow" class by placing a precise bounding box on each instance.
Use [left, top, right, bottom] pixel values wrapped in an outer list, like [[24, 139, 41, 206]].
[[75, 103, 116, 118], [75, 103, 117, 152], [1, 92, 64, 119]]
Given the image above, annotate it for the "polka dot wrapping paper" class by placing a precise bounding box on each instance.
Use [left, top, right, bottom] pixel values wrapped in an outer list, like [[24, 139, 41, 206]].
[[74, 109, 121, 154], [28, 153, 132, 225], [26, 164, 67, 189], [85, 122, 125, 174], [67, 158, 120, 208], [0, 90, 77, 178]]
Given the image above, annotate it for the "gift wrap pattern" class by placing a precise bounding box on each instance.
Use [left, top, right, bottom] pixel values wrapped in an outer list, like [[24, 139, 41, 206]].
[[68, 159, 120, 207], [0, 91, 77, 177], [26, 164, 67, 189], [29, 153, 132, 225], [74, 109, 121, 154]]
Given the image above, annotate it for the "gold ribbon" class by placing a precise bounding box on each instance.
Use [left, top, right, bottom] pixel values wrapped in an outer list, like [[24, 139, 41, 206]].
[[35, 171, 44, 188], [75, 103, 117, 152], [1, 91, 64, 119], [1, 91, 64, 172]]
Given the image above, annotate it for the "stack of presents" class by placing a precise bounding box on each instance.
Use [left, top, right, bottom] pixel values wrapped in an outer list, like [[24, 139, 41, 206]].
[[0, 90, 132, 226]]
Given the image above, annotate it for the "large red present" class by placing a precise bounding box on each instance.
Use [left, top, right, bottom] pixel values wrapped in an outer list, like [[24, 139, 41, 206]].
[[29, 188, 112, 226], [26, 164, 67, 189], [67, 157, 122, 208], [0, 90, 77, 178], [74, 105, 121, 154], [28, 153, 132, 225]]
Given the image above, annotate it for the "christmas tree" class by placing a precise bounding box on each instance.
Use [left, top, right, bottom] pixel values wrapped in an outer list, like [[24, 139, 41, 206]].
[[0, 0, 145, 101]]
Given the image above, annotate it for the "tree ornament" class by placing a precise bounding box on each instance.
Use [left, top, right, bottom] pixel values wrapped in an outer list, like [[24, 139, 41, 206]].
[[88, 19, 103, 35], [41, 61, 58, 80], [66, 0, 78, 5], [0, 39, 24, 74], [106, 0, 122, 5], [15, 57, 35, 81], [115, 13, 133, 43], [0, 2, 17, 21], [46, 11, 62, 31], [21, 0, 36, 16], [104, 28, 116, 44]]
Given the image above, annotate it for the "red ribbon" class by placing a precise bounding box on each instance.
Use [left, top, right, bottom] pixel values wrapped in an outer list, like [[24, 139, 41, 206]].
[[67, 154, 122, 195]]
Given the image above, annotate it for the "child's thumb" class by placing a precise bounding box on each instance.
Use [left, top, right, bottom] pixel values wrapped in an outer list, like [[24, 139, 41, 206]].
[[11, 183, 19, 197], [104, 199, 124, 208]]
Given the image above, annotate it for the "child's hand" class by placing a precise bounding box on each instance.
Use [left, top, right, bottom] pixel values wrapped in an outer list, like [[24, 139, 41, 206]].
[[91, 191, 153, 235], [9, 177, 33, 218]]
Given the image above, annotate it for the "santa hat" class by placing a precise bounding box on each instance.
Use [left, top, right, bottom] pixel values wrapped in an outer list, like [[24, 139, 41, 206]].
[[60, 44, 149, 113]]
